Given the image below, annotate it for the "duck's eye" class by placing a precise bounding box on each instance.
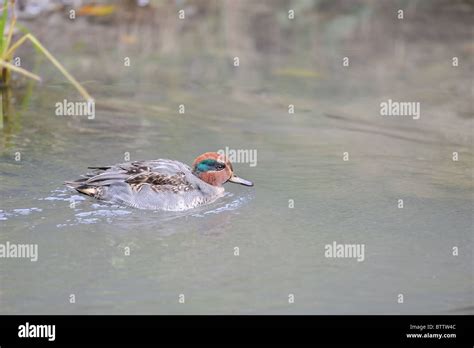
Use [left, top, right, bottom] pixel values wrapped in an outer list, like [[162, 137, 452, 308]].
[[215, 163, 226, 171]]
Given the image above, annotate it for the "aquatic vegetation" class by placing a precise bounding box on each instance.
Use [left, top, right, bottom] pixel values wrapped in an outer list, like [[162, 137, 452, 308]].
[[0, 0, 92, 119]]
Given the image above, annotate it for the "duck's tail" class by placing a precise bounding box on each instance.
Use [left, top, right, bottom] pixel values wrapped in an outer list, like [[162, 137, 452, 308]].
[[67, 182, 102, 198]]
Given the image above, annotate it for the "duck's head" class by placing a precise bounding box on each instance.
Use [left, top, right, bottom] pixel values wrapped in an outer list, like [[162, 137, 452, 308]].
[[192, 152, 254, 187]]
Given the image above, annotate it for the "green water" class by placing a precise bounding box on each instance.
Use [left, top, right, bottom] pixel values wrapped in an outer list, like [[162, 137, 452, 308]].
[[0, 1, 472, 314]]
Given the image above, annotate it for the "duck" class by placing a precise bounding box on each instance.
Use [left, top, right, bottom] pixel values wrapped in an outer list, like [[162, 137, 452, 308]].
[[66, 152, 253, 211]]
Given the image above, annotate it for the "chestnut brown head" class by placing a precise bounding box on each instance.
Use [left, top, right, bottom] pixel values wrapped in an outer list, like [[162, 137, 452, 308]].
[[192, 152, 253, 187]]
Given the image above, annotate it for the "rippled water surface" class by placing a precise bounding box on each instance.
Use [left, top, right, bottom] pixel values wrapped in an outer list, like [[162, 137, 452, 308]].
[[0, 1, 472, 314]]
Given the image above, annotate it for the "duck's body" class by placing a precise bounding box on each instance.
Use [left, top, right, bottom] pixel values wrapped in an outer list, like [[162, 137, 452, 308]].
[[67, 152, 253, 211]]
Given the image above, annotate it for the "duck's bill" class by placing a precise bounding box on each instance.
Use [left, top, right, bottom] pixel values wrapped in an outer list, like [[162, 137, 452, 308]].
[[228, 175, 254, 187]]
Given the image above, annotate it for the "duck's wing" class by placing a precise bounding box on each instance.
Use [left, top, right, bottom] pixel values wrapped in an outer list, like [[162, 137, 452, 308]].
[[66, 159, 197, 197], [125, 171, 194, 193]]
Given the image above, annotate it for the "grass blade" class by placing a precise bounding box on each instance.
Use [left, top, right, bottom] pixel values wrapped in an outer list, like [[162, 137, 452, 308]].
[[6, 33, 92, 101], [27, 34, 92, 101], [4, 12, 15, 55], [0, 58, 41, 81], [0, 0, 8, 54]]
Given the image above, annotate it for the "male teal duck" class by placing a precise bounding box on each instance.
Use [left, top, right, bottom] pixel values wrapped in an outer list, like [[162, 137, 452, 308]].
[[66, 152, 253, 211]]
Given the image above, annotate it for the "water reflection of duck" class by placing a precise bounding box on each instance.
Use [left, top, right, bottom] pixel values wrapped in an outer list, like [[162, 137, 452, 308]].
[[66, 152, 253, 211]]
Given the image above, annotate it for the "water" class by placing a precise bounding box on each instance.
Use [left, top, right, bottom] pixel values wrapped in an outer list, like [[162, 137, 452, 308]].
[[0, 1, 472, 314]]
